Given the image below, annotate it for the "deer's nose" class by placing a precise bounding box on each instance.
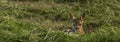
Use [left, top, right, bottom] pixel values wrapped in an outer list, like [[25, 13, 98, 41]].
[[74, 25, 79, 29]]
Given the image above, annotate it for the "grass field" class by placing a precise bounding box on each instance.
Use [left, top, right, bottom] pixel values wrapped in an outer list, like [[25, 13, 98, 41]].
[[0, 0, 120, 42]]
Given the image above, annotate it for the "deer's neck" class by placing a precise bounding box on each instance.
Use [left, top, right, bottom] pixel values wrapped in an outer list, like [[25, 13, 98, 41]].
[[78, 24, 85, 35]]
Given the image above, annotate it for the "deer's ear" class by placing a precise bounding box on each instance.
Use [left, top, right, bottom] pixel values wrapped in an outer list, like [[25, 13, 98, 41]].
[[79, 13, 85, 20], [69, 13, 75, 20]]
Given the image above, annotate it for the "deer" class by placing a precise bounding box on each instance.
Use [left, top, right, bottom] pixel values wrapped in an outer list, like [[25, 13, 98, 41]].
[[64, 12, 86, 35]]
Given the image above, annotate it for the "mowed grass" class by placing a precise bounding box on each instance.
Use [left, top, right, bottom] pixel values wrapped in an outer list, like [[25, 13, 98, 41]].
[[0, 0, 120, 42]]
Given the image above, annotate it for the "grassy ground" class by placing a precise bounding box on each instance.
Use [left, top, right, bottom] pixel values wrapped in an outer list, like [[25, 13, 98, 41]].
[[0, 0, 120, 42]]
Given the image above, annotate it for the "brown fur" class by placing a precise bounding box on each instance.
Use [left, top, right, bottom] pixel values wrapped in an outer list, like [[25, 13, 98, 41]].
[[70, 13, 85, 35]]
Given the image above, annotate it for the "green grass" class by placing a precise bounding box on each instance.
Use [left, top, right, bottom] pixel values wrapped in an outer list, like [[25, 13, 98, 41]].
[[0, 0, 120, 42]]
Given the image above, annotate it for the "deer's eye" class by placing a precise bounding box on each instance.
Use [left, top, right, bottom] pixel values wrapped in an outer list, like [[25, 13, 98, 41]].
[[78, 24, 81, 26]]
